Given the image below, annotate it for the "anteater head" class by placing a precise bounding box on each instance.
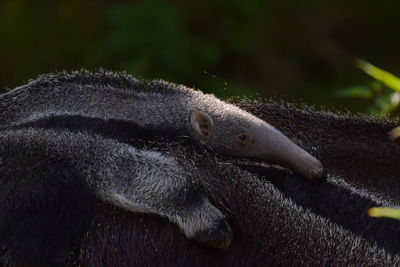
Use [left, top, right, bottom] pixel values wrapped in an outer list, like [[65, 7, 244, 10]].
[[189, 101, 325, 181]]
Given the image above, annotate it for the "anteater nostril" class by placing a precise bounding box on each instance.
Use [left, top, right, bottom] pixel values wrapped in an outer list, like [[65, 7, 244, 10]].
[[310, 168, 327, 181]]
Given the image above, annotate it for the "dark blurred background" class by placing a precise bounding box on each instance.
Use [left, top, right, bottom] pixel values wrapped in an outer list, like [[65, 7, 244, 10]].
[[1, 0, 400, 113]]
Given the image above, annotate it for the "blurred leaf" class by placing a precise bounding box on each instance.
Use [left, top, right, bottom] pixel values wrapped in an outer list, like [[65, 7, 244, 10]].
[[356, 59, 400, 92], [388, 126, 400, 141], [390, 91, 400, 108], [335, 86, 373, 99], [370, 80, 384, 93], [369, 207, 400, 220], [374, 92, 400, 116]]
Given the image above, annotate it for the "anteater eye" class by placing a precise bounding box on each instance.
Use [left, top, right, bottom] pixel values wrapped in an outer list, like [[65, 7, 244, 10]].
[[236, 133, 249, 143]]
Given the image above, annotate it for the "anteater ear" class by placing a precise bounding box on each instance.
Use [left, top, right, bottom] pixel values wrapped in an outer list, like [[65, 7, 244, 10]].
[[191, 111, 214, 139]]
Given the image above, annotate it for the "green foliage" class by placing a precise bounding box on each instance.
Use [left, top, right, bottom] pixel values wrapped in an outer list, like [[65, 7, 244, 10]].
[[2, 0, 400, 108], [353, 61, 400, 220], [335, 86, 373, 99], [2, 0, 400, 112], [369, 207, 400, 221], [356, 59, 400, 92], [336, 60, 400, 116]]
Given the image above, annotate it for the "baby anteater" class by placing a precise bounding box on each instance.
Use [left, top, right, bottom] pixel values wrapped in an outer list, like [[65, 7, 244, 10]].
[[0, 70, 324, 259]]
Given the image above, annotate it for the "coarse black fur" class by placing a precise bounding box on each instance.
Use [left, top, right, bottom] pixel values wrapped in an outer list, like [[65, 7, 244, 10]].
[[7, 114, 187, 150], [239, 100, 400, 252], [1, 69, 325, 181], [69, 100, 400, 266], [2, 72, 400, 266], [0, 147, 96, 266]]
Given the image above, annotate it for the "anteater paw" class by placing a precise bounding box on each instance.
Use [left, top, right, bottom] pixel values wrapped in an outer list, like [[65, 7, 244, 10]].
[[193, 218, 233, 252]]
